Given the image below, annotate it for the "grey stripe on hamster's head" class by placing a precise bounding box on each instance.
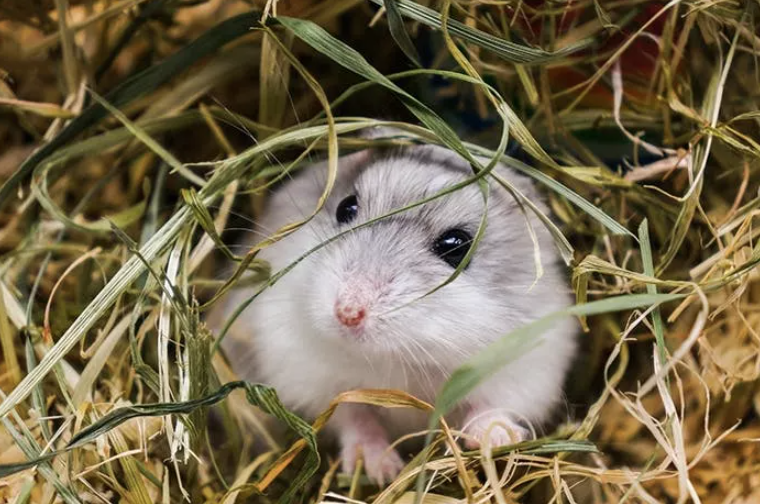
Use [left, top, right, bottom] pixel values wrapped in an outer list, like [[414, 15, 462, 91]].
[[358, 126, 474, 176]]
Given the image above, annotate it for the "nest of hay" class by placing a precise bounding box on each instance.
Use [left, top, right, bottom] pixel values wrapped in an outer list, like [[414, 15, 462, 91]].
[[1, 0, 760, 502]]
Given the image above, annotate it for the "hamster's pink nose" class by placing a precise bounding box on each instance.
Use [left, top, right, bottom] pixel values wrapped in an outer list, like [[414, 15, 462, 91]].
[[334, 302, 366, 328]]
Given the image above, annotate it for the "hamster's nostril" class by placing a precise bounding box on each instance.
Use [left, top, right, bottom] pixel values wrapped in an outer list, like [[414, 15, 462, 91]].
[[335, 302, 366, 328]]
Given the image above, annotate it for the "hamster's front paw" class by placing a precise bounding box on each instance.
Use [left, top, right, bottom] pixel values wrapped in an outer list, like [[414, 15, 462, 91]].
[[336, 406, 404, 485], [340, 435, 404, 486], [461, 409, 532, 450]]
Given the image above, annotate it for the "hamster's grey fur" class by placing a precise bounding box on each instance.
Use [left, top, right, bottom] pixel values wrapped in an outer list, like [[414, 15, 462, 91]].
[[212, 135, 577, 483]]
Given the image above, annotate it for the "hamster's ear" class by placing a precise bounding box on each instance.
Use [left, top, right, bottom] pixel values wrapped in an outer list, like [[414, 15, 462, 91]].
[[335, 147, 373, 180]]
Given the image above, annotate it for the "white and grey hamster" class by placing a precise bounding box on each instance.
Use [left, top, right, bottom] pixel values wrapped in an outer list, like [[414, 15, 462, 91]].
[[213, 131, 577, 483]]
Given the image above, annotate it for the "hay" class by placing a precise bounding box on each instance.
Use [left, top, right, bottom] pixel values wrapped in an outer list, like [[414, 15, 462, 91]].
[[1, 0, 759, 502]]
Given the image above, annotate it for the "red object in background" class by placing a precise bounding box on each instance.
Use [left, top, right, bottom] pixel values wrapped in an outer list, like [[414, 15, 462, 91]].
[[607, 2, 671, 80], [498, 1, 679, 109]]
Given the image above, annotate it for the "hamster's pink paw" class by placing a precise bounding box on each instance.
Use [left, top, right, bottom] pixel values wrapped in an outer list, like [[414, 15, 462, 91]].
[[461, 410, 531, 450], [340, 436, 404, 486]]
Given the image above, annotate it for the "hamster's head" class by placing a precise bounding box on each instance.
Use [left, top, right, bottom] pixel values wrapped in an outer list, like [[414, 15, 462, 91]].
[[282, 146, 571, 366]]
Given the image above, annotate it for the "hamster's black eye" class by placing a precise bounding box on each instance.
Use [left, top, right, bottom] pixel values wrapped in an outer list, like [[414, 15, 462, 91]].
[[432, 229, 473, 269], [336, 195, 359, 224]]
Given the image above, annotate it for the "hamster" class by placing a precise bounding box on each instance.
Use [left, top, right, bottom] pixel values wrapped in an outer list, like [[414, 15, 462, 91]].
[[212, 133, 577, 484]]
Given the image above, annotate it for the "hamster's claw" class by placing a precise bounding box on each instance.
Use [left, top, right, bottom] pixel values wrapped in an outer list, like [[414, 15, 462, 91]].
[[461, 411, 532, 450], [341, 438, 404, 486]]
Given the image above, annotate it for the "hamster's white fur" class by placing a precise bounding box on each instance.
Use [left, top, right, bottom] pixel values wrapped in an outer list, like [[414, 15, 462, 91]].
[[213, 138, 577, 483]]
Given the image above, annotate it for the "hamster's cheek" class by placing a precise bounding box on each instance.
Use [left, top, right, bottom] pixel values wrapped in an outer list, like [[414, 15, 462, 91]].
[[419, 283, 507, 346], [303, 263, 344, 340]]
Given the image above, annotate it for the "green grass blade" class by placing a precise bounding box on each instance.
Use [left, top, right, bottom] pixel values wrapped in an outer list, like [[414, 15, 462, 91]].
[[638, 220, 667, 367], [182, 188, 237, 261], [310, 68, 631, 239], [431, 292, 684, 426], [367, 0, 591, 64], [412, 292, 684, 497], [88, 90, 205, 186], [383, 0, 422, 67], [25, 338, 51, 441], [500, 158, 631, 237], [467, 438, 599, 458]]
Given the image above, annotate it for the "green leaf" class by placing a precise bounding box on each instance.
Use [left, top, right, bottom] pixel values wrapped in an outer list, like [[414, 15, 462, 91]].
[[383, 0, 422, 67], [368, 0, 591, 64]]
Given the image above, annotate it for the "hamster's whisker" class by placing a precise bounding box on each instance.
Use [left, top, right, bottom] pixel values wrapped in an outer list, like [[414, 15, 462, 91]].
[[358, 347, 377, 378], [386, 336, 410, 391], [243, 318, 308, 340], [212, 206, 314, 242], [210, 208, 297, 243], [207, 206, 258, 226], [395, 337, 435, 398], [439, 339, 471, 360], [408, 337, 450, 381], [223, 228, 273, 240], [244, 126, 290, 174], [405, 337, 448, 396], [244, 298, 303, 307], [436, 340, 471, 367], [373, 293, 430, 317], [207, 98, 256, 142], [304, 224, 334, 250], [397, 344, 412, 393]]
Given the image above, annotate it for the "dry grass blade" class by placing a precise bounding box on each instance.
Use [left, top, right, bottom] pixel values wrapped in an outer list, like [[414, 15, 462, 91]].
[[0, 11, 262, 210], [0, 98, 77, 119], [0, 284, 21, 386], [2, 0, 760, 502]]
